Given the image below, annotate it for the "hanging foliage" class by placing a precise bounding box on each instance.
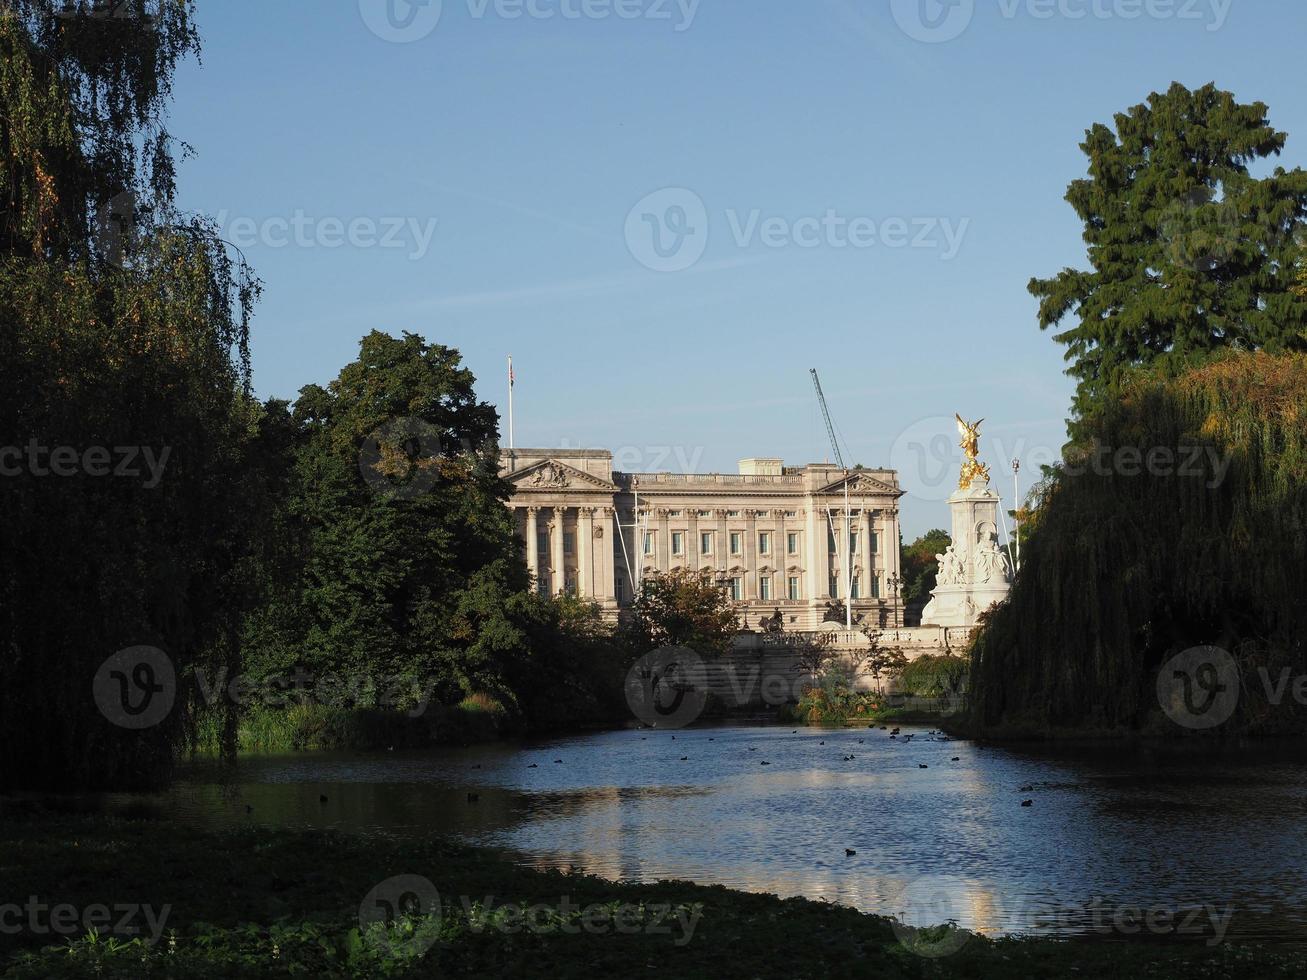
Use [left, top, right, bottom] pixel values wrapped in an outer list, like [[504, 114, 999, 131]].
[[0, 2, 262, 790], [968, 353, 1307, 736]]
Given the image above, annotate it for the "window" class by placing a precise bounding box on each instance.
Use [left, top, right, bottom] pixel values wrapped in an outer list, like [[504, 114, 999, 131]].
[[730, 577, 743, 601], [784, 510, 797, 518], [669, 510, 682, 517], [537, 531, 549, 556], [849, 532, 859, 554], [788, 576, 801, 600], [565, 576, 577, 595], [537, 577, 550, 597], [829, 575, 839, 598], [616, 578, 626, 603], [759, 532, 771, 556], [727, 510, 740, 517], [828, 530, 837, 554], [760, 576, 772, 601], [701, 531, 713, 555], [643, 532, 653, 556], [870, 532, 879, 554], [671, 531, 685, 555], [564, 532, 575, 555], [872, 576, 881, 599], [787, 532, 799, 555], [851, 575, 861, 599], [730, 532, 742, 555]]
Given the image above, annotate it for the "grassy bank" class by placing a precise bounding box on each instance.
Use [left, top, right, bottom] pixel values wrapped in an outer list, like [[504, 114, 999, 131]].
[[1, 809, 1304, 978], [190, 696, 515, 756]]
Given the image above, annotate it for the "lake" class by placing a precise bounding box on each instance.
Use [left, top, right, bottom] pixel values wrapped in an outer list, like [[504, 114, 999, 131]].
[[112, 724, 1307, 943]]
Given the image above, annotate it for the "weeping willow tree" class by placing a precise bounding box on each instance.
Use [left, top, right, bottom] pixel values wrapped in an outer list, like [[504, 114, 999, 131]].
[[968, 353, 1307, 736], [0, 2, 261, 789]]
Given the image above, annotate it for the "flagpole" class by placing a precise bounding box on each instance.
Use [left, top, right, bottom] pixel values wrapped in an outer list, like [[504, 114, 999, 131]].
[[507, 355, 515, 451]]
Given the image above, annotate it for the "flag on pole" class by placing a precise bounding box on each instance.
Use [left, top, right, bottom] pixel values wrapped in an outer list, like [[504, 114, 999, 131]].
[[507, 355, 515, 451]]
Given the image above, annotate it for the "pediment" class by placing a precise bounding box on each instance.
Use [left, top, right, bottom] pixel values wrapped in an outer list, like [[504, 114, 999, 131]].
[[510, 458, 618, 492], [815, 473, 903, 497]]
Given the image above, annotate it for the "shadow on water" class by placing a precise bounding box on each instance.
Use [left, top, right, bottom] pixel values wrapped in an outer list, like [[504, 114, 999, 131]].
[[68, 725, 1307, 943]]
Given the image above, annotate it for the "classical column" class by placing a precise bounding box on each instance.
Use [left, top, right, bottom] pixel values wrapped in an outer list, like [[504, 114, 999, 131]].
[[526, 506, 540, 589], [861, 508, 875, 602], [887, 505, 903, 625], [744, 509, 758, 601], [766, 508, 782, 604], [656, 508, 670, 574], [686, 509, 700, 573], [578, 506, 594, 599], [551, 507, 566, 596], [804, 503, 823, 605], [715, 508, 728, 576], [596, 506, 616, 604]]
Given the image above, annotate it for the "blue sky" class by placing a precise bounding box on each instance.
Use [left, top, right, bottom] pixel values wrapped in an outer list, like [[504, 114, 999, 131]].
[[169, 0, 1306, 537]]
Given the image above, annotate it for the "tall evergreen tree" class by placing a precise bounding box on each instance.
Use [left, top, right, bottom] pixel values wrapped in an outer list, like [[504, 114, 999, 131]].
[[1031, 82, 1307, 437]]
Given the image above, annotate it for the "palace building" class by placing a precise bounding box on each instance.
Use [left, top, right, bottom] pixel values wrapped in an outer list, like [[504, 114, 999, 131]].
[[501, 449, 905, 630]]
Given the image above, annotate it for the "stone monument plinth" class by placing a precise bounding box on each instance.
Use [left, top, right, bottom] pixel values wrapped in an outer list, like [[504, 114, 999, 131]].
[[921, 416, 1012, 628]]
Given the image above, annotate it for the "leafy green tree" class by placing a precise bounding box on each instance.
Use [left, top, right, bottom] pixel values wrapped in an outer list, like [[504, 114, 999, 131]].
[[622, 568, 740, 657], [969, 353, 1307, 735], [1031, 82, 1307, 437], [0, 2, 260, 790], [900, 529, 950, 624], [857, 630, 908, 689], [266, 331, 525, 709]]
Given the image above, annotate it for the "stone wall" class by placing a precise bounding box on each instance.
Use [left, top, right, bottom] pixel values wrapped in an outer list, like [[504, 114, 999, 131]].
[[671, 626, 978, 709]]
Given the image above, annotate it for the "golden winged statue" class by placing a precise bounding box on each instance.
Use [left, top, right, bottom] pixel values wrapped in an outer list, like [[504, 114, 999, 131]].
[[955, 414, 990, 490]]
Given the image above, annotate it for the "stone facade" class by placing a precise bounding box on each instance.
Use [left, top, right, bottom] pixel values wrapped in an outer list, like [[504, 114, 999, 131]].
[[501, 449, 905, 629]]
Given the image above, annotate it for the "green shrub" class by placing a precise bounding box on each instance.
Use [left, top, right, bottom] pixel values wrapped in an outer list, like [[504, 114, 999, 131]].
[[898, 655, 969, 698]]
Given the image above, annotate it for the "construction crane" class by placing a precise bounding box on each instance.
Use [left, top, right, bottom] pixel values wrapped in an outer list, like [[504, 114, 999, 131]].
[[810, 369, 846, 469], [810, 369, 854, 631]]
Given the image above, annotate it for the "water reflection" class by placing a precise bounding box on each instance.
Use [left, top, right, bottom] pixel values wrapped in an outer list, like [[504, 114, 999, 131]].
[[102, 725, 1307, 942]]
